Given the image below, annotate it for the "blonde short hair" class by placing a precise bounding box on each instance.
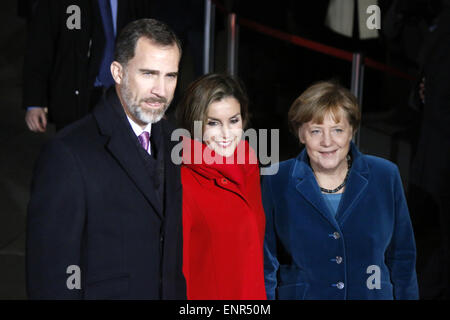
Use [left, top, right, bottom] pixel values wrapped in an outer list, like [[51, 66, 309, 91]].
[[288, 81, 361, 140]]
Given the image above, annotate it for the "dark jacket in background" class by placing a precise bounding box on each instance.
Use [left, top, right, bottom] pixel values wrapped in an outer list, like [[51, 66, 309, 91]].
[[408, 3, 450, 299], [22, 0, 151, 128], [410, 5, 450, 195]]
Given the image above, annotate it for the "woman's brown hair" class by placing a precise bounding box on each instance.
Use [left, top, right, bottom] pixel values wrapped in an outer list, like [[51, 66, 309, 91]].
[[176, 73, 249, 135]]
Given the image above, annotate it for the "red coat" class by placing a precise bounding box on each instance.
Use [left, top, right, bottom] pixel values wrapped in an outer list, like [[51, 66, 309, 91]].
[[181, 138, 267, 300]]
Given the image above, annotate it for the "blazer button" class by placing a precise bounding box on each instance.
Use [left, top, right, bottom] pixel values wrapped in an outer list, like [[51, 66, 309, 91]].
[[336, 282, 345, 290], [336, 256, 343, 264], [333, 232, 340, 240], [221, 178, 228, 184], [74, 90, 79, 95]]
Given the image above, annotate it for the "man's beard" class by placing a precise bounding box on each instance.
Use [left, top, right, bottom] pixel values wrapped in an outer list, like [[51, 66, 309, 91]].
[[120, 74, 170, 124]]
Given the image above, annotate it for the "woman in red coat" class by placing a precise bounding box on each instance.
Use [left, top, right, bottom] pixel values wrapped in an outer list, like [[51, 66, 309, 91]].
[[176, 74, 267, 300]]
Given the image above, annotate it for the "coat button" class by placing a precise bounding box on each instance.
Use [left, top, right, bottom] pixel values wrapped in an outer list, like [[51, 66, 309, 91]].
[[336, 256, 343, 264], [221, 178, 228, 184], [75, 90, 79, 95], [336, 282, 345, 290], [333, 232, 340, 239]]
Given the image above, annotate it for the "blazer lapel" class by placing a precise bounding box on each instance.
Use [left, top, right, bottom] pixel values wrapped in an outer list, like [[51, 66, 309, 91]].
[[335, 144, 370, 224], [291, 151, 340, 229], [94, 89, 163, 219]]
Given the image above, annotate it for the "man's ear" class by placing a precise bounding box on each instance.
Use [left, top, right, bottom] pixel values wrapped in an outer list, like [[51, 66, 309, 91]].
[[111, 61, 124, 84]]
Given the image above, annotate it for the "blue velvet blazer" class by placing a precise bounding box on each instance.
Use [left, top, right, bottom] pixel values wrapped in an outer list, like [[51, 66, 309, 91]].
[[262, 143, 419, 300]]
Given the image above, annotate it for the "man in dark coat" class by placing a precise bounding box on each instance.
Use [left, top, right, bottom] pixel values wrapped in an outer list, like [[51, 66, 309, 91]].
[[23, 0, 151, 131], [26, 19, 186, 299]]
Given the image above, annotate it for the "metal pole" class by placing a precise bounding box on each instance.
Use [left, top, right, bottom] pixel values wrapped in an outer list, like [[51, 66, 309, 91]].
[[227, 13, 238, 75], [235, 23, 239, 75], [203, 0, 215, 74], [351, 52, 364, 147]]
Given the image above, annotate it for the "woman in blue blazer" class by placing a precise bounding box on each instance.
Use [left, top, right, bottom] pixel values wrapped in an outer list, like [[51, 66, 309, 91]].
[[263, 81, 419, 300]]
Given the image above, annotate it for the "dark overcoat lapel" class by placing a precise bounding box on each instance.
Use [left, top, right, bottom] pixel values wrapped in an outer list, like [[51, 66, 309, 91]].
[[335, 148, 370, 225], [93, 89, 163, 219]]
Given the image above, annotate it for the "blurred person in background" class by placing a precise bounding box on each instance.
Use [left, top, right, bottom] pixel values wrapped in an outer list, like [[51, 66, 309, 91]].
[[408, 0, 450, 299], [23, 0, 151, 132]]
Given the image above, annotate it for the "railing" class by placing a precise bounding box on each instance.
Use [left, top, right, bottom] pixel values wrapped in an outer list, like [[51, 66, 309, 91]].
[[203, 0, 417, 147]]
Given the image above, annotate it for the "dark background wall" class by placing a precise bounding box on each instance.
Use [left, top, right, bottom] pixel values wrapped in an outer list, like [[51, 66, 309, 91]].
[[0, 0, 55, 299]]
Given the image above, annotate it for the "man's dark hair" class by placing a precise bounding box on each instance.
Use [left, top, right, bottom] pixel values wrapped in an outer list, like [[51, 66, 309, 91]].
[[114, 18, 182, 66]]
